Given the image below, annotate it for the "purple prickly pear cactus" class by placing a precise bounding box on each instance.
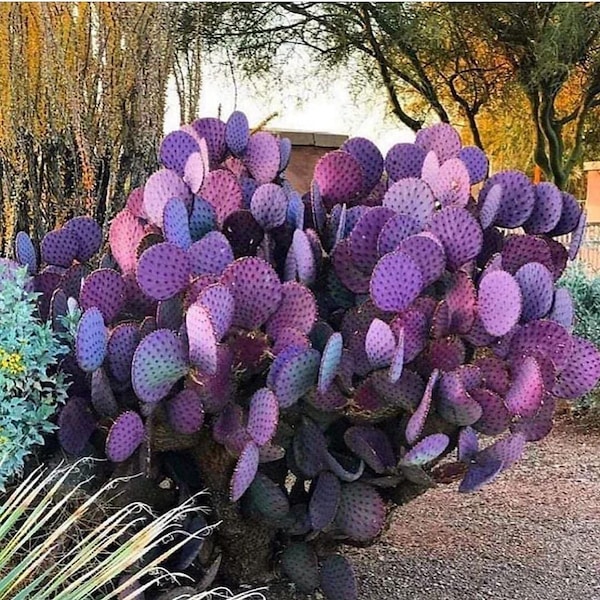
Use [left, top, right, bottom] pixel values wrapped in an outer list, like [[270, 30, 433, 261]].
[[17, 110, 600, 596]]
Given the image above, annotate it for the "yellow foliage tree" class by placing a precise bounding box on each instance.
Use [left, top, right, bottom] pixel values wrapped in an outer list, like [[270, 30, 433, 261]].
[[0, 3, 180, 253]]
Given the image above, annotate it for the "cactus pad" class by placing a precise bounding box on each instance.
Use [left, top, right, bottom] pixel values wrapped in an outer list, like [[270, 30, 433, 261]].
[[314, 150, 364, 208], [309, 471, 341, 531], [553, 336, 600, 399], [434, 157, 470, 207], [200, 169, 243, 226], [514, 262, 554, 321], [429, 206, 483, 271], [91, 368, 119, 417], [331, 239, 371, 294], [58, 396, 96, 455], [399, 232, 446, 287], [342, 136, 384, 193], [132, 329, 188, 402], [508, 319, 573, 371], [385, 142, 427, 181], [524, 182, 563, 234], [335, 482, 385, 541], [221, 257, 282, 330], [365, 318, 395, 370], [191, 117, 227, 166], [64, 216, 103, 263], [344, 425, 395, 473], [137, 242, 191, 301], [266, 281, 317, 339], [320, 554, 358, 600], [402, 433, 449, 466], [80, 268, 126, 323], [41, 228, 79, 268], [480, 170, 535, 228], [75, 307, 108, 372], [188, 231, 234, 278], [280, 543, 320, 594], [247, 388, 279, 446], [382, 177, 435, 227], [349, 207, 395, 273], [186, 303, 218, 375], [230, 440, 260, 501], [167, 389, 205, 434], [505, 356, 544, 418], [225, 110, 250, 155], [479, 183, 502, 229], [107, 322, 140, 383], [250, 183, 288, 230], [437, 370, 483, 426], [106, 411, 145, 462], [370, 250, 423, 312], [292, 229, 317, 285], [501, 235, 552, 274], [143, 168, 192, 227], [14, 231, 37, 274], [549, 288, 574, 330], [159, 129, 199, 176], [247, 472, 289, 520], [550, 191, 582, 236], [162, 197, 192, 250], [109, 209, 146, 274], [243, 131, 280, 184], [569, 210, 586, 260], [458, 145, 488, 184], [471, 388, 511, 435], [478, 270, 522, 336], [415, 122, 461, 163], [458, 426, 479, 463], [272, 348, 320, 408], [406, 369, 439, 444]]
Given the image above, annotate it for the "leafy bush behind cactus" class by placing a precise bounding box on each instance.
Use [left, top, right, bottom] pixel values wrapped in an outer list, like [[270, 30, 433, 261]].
[[0, 261, 69, 489], [558, 263, 600, 407], [8, 112, 600, 599]]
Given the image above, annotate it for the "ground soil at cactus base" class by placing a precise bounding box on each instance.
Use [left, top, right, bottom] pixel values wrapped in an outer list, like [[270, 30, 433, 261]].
[[261, 411, 600, 600]]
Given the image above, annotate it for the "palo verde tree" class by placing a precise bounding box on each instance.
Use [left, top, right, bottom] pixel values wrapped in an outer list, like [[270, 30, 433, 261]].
[[192, 2, 600, 189]]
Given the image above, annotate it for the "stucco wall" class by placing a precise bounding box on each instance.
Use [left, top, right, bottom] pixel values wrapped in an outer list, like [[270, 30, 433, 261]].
[[269, 129, 348, 195]]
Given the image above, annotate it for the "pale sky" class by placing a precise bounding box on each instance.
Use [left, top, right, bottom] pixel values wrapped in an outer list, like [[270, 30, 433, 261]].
[[164, 54, 415, 156]]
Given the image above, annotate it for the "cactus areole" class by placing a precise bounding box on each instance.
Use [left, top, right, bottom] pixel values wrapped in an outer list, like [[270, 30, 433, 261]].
[[12, 114, 600, 598]]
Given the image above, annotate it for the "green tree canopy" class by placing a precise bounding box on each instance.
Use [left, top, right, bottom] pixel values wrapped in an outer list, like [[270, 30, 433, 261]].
[[193, 2, 600, 189]]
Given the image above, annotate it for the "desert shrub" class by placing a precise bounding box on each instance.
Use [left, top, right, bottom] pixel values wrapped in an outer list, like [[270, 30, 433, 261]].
[[0, 459, 264, 600], [9, 114, 600, 599], [558, 263, 600, 407], [0, 260, 70, 489]]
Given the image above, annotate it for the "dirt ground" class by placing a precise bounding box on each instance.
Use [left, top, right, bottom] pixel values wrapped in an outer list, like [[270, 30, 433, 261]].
[[263, 414, 600, 599]]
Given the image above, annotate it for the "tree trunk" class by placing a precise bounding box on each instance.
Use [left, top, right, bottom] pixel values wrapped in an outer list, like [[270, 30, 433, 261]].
[[190, 431, 278, 586]]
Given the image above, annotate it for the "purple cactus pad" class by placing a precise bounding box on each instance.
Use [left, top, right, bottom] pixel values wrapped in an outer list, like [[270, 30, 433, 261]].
[[382, 178, 435, 227], [524, 182, 563, 234], [385, 143, 427, 181], [41, 228, 79, 268], [247, 388, 279, 446], [75, 307, 108, 372], [106, 411, 145, 462], [200, 169, 243, 226], [131, 329, 188, 403], [186, 303, 218, 375], [167, 389, 205, 434], [335, 482, 385, 541], [478, 270, 522, 336], [341, 136, 384, 193], [514, 262, 554, 322], [309, 471, 342, 531], [458, 146, 488, 184], [320, 555, 358, 600], [220, 257, 282, 330], [406, 369, 439, 444], [402, 433, 449, 466], [429, 206, 483, 271], [243, 131, 280, 184], [58, 396, 96, 455], [250, 183, 288, 230], [136, 242, 191, 301], [415, 123, 461, 163], [314, 150, 364, 209], [370, 250, 423, 313], [143, 168, 192, 227], [230, 440, 260, 501]]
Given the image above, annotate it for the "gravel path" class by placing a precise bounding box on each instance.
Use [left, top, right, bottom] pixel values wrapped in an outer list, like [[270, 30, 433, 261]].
[[263, 415, 600, 599]]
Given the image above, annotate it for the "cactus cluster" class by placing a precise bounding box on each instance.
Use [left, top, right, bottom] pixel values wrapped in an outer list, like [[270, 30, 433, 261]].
[[9, 113, 600, 599]]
